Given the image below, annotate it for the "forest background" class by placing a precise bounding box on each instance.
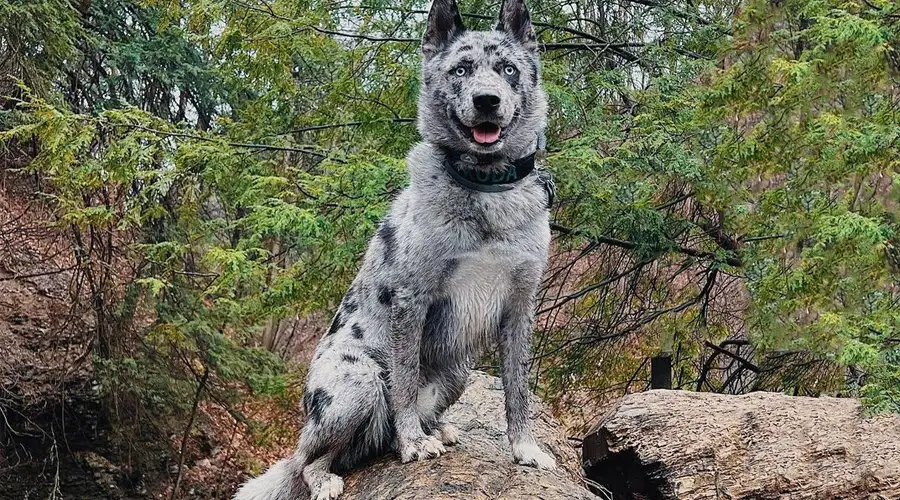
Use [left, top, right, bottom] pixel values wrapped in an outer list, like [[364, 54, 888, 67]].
[[0, 0, 898, 497]]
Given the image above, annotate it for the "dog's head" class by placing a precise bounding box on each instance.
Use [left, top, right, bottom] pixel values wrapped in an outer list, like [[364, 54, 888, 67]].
[[417, 0, 548, 160]]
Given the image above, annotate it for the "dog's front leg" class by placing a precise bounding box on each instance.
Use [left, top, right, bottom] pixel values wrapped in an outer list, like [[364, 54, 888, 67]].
[[389, 287, 446, 463], [500, 286, 557, 470]]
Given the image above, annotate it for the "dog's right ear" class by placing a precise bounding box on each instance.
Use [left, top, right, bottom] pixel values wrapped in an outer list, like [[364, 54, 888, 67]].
[[422, 0, 465, 59]]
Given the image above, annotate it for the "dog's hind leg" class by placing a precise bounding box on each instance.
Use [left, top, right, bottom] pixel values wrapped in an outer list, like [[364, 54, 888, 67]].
[[302, 450, 344, 500], [292, 405, 367, 499], [294, 360, 385, 498]]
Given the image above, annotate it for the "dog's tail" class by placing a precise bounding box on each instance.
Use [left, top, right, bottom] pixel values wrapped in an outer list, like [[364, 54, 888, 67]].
[[233, 452, 307, 500]]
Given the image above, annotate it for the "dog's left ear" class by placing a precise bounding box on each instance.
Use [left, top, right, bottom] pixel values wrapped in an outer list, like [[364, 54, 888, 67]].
[[497, 0, 538, 52]]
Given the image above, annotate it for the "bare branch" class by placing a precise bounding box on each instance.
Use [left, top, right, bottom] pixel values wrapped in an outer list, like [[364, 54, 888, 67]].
[[550, 223, 743, 267], [125, 124, 330, 158], [275, 118, 415, 136]]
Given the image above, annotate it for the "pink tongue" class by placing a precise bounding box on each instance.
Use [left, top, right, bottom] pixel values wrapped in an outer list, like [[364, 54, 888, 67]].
[[472, 126, 501, 144]]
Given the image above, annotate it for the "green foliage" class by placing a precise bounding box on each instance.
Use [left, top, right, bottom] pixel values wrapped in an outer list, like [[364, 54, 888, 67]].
[[1, 0, 413, 465], [701, 0, 899, 411], [0, 0, 82, 99]]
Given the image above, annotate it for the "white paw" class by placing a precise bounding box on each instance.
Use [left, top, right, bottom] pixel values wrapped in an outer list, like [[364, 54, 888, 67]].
[[311, 473, 344, 500], [433, 423, 460, 446], [512, 440, 557, 470], [399, 434, 446, 463]]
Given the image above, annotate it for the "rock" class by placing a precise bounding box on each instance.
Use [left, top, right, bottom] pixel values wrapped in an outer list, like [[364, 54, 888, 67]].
[[74, 452, 122, 498], [341, 371, 598, 499], [583, 389, 900, 499]]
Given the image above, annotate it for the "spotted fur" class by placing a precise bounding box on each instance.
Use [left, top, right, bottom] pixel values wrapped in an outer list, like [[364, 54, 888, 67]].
[[234, 1, 554, 499]]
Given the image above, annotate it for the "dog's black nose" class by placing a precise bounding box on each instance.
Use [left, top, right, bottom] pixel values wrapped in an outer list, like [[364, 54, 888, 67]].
[[473, 93, 501, 112]]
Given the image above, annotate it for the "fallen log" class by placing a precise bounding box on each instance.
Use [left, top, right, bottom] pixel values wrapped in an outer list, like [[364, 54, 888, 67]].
[[340, 371, 598, 499], [583, 389, 900, 499]]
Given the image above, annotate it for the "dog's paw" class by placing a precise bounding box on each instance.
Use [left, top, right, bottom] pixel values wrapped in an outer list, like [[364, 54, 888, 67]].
[[512, 440, 557, 470], [310, 473, 344, 500], [432, 423, 460, 446], [399, 434, 446, 463]]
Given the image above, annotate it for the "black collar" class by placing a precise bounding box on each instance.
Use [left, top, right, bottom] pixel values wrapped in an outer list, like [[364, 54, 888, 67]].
[[442, 148, 537, 193]]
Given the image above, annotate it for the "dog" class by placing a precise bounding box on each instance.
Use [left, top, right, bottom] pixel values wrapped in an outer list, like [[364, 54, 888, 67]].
[[235, 0, 555, 498]]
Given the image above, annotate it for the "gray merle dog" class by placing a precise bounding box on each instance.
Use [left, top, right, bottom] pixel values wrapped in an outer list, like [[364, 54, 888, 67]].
[[235, 0, 555, 498]]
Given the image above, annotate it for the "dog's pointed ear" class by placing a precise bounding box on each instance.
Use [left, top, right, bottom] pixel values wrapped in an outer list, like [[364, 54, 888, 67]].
[[422, 0, 465, 59], [497, 0, 538, 52]]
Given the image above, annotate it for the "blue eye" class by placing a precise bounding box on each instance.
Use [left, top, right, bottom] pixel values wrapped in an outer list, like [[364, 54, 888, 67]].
[[455, 66, 467, 77], [504, 65, 517, 76]]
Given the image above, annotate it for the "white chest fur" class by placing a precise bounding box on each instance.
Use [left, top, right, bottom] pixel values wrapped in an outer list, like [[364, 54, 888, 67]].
[[445, 245, 520, 353]]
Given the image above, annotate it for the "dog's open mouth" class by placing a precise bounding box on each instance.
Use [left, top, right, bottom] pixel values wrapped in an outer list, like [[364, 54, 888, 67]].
[[471, 123, 501, 145]]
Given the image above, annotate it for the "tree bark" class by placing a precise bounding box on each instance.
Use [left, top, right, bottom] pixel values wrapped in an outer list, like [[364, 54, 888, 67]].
[[583, 389, 900, 499], [341, 371, 598, 499]]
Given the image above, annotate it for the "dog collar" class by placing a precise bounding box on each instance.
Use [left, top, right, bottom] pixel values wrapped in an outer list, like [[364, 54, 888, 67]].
[[442, 149, 537, 193]]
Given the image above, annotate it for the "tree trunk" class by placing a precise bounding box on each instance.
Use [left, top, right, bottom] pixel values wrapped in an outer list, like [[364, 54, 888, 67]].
[[341, 371, 598, 499], [583, 389, 900, 499]]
